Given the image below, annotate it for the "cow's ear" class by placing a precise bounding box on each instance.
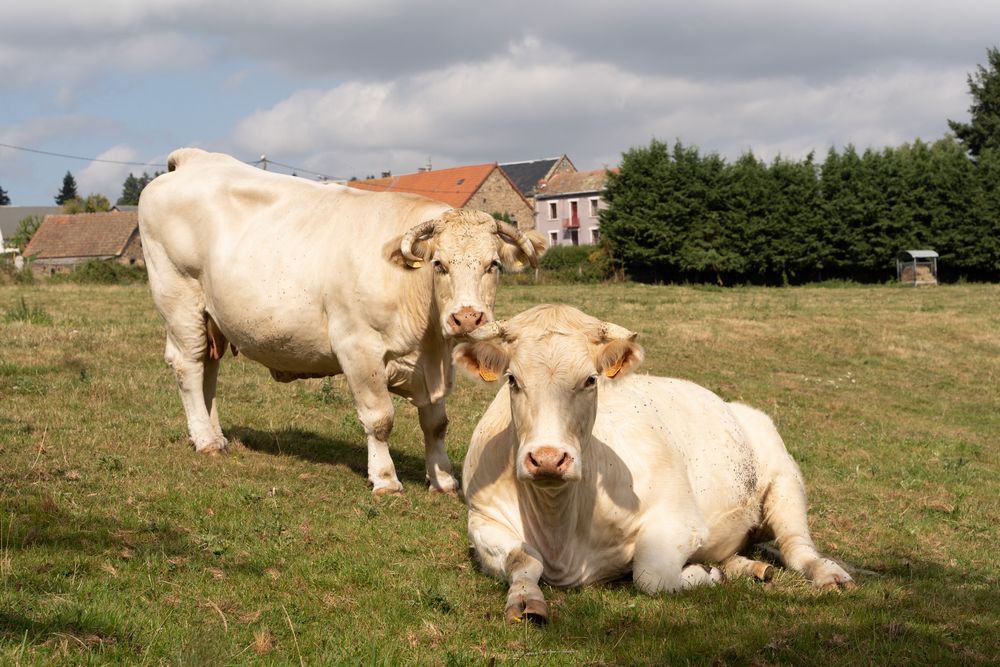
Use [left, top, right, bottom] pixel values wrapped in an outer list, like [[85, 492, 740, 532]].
[[453, 341, 508, 383], [498, 229, 546, 272], [596, 338, 644, 379], [383, 236, 436, 269]]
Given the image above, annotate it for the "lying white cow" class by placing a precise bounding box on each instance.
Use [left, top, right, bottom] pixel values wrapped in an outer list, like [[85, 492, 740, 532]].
[[139, 148, 543, 494], [457, 304, 854, 623]]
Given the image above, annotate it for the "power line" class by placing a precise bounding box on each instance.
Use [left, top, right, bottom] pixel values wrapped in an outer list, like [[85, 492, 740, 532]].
[[0, 142, 168, 168], [1, 141, 345, 182]]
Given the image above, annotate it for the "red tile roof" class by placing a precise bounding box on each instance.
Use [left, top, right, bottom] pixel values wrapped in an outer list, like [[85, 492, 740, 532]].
[[24, 211, 139, 260], [347, 163, 497, 208]]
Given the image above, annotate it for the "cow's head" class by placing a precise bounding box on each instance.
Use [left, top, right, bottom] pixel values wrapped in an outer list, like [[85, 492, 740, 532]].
[[454, 304, 643, 486], [398, 209, 544, 338]]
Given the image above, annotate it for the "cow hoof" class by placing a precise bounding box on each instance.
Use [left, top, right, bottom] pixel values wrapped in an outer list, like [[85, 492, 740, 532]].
[[821, 577, 857, 591], [427, 473, 460, 495], [372, 481, 404, 496], [809, 559, 856, 590], [193, 438, 228, 454], [757, 564, 775, 582], [505, 597, 548, 625]]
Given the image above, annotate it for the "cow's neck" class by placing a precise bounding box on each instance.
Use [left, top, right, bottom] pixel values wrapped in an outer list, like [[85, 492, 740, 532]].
[[520, 483, 585, 567]]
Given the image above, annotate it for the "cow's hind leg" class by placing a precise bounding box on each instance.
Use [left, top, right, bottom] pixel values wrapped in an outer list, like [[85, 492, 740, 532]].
[[418, 400, 458, 493], [163, 312, 227, 453], [762, 471, 855, 590], [634, 517, 722, 593]]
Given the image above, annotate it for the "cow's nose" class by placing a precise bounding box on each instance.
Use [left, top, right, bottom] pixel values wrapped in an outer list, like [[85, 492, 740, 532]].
[[449, 307, 486, 334], [524, 446, 573, 479]]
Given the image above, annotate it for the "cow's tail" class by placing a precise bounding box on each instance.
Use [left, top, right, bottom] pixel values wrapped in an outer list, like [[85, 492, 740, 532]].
[[166, 147, 208, 172]]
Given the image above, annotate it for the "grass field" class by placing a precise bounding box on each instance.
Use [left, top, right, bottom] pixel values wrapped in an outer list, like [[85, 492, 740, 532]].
[[1, 281, 997, 665]]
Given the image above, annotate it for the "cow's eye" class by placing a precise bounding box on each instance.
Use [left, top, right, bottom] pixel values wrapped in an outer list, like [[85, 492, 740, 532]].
[[433, 259, 448, 275], [486, 259, 502, 274], [582, 375, 598, 390], [507, 374, 521, 391]]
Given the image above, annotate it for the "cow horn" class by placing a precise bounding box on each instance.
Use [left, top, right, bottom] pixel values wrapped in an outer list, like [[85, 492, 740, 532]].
[[467, 320, 507, 341], [598, 321, 637, 341], [401, 219, 438, 263], [495, 220, 539, 268]]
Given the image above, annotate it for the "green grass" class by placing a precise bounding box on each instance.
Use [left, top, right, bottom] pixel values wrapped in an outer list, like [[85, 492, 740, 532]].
[[1, 282, 997, 665]]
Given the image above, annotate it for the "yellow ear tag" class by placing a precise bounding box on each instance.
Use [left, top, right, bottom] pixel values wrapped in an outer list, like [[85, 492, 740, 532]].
[[479, 367, 498, 382], [406, 260, 424, 269], [604, 357, 624, 378]]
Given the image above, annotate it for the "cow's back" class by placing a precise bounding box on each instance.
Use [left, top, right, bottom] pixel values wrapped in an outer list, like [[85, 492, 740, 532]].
[[138, 148, 450, 374]]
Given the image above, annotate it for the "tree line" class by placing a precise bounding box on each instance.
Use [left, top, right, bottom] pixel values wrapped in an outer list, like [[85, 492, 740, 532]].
[[600, 138, 1000, 284], [600, 47, 1000, 284]]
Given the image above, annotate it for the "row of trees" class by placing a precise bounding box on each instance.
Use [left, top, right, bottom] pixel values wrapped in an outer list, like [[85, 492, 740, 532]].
[[52, 170, 159, 208], [600, 138, 1000, 283], [601, 47, 1000, 284], [0, 170, 159, 211]]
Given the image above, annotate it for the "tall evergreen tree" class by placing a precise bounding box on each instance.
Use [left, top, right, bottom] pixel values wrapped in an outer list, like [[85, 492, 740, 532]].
[[117, 171, 160, 206], [720, 152, 769, 281], [970, 148, 1000, 276], [768, 154, 824, 283], [54, 171, 78, 205], [600, 139, 677, 281], [0, 183, 9, 205], [948, 47, 1000, 158]]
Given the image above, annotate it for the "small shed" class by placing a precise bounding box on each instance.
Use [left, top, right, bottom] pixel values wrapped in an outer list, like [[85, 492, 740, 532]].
[[897, 250, 938, 285]]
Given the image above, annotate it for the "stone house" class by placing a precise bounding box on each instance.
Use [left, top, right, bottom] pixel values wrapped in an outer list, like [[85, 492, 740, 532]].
[[534, 169, 610, 247], [348, 163, 535, 230], [499, 155, 576, 202], [23, 211, 144, 275]]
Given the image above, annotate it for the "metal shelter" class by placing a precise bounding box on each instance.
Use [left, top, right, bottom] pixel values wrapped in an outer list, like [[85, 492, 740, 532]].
[[896, 250, 939, 285]]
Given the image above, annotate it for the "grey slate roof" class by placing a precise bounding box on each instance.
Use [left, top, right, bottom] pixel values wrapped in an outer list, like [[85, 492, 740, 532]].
[[0, 206, 62, 244], [499, 158, 561, 197]]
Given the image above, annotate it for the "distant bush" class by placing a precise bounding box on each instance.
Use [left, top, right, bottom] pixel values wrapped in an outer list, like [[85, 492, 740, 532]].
[[537, 245, 614, 283], [51, 260, 147, 285]]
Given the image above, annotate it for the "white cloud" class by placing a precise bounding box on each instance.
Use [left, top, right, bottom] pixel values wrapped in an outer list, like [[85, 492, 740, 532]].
[[76, 145, 139, 202], [230, 40, 970, 176]]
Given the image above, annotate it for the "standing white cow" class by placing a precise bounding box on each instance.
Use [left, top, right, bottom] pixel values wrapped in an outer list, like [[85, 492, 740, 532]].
[[138, 148, 543, 494], [457, 304, 854, 623]]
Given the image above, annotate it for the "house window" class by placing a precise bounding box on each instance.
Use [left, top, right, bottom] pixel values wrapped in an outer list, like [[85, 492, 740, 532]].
[[589, 198, 599, 217], [548, 201, 558, 220], [548, 231, 558, 247], [569, 229, 579, 246], [590, 228, 600, 244]]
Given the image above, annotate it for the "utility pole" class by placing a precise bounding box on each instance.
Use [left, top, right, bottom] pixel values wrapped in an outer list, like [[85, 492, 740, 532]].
[[259, 154, 268, 171]]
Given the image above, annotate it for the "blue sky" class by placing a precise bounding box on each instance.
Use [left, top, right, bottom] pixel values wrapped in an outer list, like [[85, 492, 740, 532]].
[[2, 0, 998, 205]]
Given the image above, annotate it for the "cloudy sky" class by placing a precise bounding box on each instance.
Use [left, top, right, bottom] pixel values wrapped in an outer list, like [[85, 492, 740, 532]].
[[1, 0, 997, 205]]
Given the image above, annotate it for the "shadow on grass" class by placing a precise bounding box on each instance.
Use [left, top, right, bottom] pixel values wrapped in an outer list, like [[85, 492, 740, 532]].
[[540, 554, 998, 665], [231, 426, 429, 486], [0, 609, 131, 656]]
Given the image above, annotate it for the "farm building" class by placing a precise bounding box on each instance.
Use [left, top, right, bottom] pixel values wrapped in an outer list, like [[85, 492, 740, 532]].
[[347, 163, 535, 230], [23, 210, 144, 275], [534, 169, 610, 247]]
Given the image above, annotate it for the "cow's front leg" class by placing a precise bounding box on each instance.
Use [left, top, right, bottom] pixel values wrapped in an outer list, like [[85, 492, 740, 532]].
[[633, 519, 721, 593], [340, 352, 402, 495], [469, 512, 548, 624], [418, 401, 458, 493]]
